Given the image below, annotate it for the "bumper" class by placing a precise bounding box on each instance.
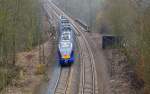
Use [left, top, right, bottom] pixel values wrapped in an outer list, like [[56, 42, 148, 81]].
[[59, 56, 74, 65], [58, 50, 74, 65]]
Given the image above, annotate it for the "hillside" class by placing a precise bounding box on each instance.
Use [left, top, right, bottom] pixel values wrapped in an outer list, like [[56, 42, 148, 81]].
[[100, 0, 150, 93]]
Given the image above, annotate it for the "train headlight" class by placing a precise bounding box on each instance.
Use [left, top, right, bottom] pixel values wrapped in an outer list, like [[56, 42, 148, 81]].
[[63, 55, 70, 59]]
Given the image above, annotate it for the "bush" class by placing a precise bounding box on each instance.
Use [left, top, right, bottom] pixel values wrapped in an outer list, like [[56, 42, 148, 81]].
[[35, 64, 46, 75]]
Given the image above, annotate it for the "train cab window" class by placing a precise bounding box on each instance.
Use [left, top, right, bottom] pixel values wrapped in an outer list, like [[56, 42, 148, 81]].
[[60, 42, 72, 48]]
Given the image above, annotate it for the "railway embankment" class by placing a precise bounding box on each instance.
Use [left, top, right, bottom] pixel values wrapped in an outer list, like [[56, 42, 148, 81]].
[[85, 32, 144, 94], [1, 37, 56, 94], [105, 49, 144, 94], [2, 40, 55, 94]]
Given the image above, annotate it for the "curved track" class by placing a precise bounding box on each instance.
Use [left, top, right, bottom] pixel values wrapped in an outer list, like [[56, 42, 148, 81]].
[[76, 30, 98, 94]]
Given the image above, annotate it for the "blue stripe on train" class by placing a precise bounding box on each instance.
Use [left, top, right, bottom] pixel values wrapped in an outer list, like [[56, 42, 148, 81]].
[[58, 50, 74, 65]]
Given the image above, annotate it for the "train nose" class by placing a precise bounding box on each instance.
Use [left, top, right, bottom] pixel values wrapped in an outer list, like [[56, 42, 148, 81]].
[[62, 54, 70, 59], [59, 52, 74, 65]]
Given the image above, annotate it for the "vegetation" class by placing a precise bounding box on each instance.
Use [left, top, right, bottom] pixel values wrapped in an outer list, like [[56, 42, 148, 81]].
[[53, 0, 103, 31], [0, 0, 44, 91], [100, 0, 150, 93]]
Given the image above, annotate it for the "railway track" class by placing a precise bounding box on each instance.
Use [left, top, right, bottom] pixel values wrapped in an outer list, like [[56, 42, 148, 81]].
[[42, 0, 98, 94], [54, 67, 72, 94], [77, 36, 98, 94]]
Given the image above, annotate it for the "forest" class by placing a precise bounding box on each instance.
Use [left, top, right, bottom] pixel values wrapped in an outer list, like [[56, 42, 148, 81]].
[[53, 0, 103, 31], [0, 0, 150, 93], [0, 0, 44, 91], [101, 0, 150, 93]]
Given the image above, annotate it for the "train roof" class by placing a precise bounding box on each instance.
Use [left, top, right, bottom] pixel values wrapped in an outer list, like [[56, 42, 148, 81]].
[[60, 16, 67, 19], [60, 31, 71, 41], [62, 26, 72, 31], [60, 16, 69, 23]]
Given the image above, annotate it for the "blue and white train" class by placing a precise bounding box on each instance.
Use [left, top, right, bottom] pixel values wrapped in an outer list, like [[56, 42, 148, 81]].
[[57, 16, 75, 65]]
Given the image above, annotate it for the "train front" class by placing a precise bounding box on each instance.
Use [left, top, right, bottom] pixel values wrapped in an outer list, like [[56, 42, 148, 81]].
[[58, 41, 74, 65]]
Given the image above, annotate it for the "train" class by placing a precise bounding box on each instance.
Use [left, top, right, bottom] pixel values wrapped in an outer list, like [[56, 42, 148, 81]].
[[57, 16, 75, 66]]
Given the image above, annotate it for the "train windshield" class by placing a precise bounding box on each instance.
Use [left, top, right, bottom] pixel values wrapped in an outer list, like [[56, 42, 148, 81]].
[[60, 42, 72, 48]]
